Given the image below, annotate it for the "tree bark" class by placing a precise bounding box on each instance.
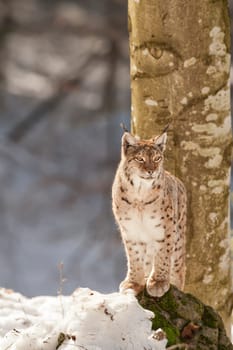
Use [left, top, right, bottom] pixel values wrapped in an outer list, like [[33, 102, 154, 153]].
[[128, 0, 233, 331]]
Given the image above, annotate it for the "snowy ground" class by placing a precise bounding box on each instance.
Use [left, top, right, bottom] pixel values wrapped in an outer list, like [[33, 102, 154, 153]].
[[0, 288, 167, 350]]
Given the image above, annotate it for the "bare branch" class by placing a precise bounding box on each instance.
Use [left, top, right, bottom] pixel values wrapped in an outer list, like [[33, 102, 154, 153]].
[[7, 53, 103, 143]]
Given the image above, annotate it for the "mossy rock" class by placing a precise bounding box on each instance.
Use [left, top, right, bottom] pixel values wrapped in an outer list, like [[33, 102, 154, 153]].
[[137, 285, 233, 349]]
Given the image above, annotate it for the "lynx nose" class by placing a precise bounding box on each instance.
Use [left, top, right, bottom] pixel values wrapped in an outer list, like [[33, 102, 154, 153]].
[[147, 170, 154, 175]]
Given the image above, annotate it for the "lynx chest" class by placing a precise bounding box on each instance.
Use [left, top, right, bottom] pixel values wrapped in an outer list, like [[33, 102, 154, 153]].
[[119, 197, 165, 243]]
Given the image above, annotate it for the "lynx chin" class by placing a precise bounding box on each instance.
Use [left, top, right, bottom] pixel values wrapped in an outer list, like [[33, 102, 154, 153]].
[[112, 131, 187, 297]]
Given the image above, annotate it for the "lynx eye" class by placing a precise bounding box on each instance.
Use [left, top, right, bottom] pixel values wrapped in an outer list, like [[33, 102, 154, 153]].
[[153, 156, 162, 162], [135, 156, 145, 163]]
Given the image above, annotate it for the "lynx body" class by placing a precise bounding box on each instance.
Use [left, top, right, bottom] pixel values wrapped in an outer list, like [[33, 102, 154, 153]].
[[112, 132, 187, 297]]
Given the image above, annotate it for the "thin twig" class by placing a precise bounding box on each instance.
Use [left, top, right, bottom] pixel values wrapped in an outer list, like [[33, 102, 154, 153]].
[[57, 261, 67, 318]]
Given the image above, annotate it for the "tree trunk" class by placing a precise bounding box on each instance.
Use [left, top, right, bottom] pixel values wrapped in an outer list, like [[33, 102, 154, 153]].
[[128, 0, 233, 331]]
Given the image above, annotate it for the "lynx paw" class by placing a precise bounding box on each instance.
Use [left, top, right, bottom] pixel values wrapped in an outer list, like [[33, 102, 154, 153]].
[[119, 279, 144, 295], [146, 278, 170, 297]]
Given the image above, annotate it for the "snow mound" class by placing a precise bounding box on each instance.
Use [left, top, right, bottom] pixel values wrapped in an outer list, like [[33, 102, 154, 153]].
[[0, 288, 167, 350]]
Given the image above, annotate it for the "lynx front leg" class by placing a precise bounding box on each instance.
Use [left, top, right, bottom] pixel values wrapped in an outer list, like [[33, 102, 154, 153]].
[[170, 225, 186, 290], [120, 240, 146, 295], [170, 179, 187, 290], [146, 241, 171, 297]]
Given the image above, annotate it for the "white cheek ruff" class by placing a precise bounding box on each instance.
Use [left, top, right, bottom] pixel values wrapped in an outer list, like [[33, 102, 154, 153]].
[[132, 175, 154, 191]]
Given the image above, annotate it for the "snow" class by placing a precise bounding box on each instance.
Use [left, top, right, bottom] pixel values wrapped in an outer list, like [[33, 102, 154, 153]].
[[183, 57, 197, 68], [180, 141, 223, 169], [219, 239, 231, 277], [191, 116, 231, 138], [209, 27, 226, 57], [206, 113, 218, 121], [145, 98, 158, 107], [180, 97, 188, 105], [208, 26, 230, 74], [142, 49, 149, 56], [204, 88, 230, 112], [202, 272, 213, 285], [0, 288, 167, 350], [201, 87, 210, 95]]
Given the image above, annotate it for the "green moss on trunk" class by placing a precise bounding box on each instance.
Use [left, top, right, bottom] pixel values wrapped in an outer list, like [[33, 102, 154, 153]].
[[137, 285, 233, 348]]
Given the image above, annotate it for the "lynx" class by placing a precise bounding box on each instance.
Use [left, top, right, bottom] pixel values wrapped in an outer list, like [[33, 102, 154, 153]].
[[112, 131, 187, 297]]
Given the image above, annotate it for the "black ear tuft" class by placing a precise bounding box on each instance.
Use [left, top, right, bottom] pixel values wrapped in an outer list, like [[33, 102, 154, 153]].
[[121, 132, 138, 155], [120, 123, 129, 133], [154, 132, 167, 152]]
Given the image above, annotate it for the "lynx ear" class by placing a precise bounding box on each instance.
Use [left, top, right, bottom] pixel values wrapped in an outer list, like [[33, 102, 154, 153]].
[[122, 132, 138, 154], [154, 132, 167, 152]]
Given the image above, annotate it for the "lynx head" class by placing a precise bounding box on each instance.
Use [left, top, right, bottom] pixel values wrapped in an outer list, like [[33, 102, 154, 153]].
[[121, 132, 167, 181]]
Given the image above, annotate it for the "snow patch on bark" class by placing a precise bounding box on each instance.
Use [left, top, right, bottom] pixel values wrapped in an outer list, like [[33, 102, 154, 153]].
[[203, 273, 214, 285], [131, 63, 139, 74], [208, 27, 230, 74], [205, 154, 223, 168], [206, 113, 218, 122], [208, 179, 228, 188], [191, 115, 231, 138], [209, 212, 218, 224], [142, 48, 149, 56], [183, 57, 197, 68], [181, 141, 222, 168], [145, 98, 158, 107], [209, 27, 226, 57], [180, 97, 188, 105], [211, 187, 223, 194], [219, 239, 231, 277], [201, 87, 210, 95], [204, 88, 230, 112]]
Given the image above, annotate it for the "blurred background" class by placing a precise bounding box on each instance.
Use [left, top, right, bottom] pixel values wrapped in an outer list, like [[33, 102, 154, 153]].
[[0, 0, 130, 296], [0, 0, 231, 296]]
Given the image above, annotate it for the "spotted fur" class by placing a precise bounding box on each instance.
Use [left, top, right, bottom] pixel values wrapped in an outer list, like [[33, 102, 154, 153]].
[[112, 132, 187, 297]]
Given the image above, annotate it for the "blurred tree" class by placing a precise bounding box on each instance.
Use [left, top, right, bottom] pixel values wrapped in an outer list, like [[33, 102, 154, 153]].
[[0, 0, 11, 94], [128, 0, 232, 331], [0, 0, 130, 296]]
